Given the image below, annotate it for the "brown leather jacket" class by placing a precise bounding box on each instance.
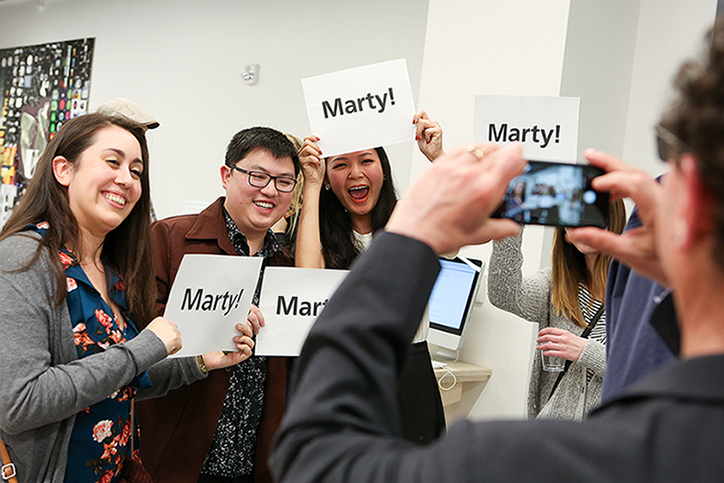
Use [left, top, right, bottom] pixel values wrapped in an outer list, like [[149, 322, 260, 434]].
[[136, 197, 292, 483]]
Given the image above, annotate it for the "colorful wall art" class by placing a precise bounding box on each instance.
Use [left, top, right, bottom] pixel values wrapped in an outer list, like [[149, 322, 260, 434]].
[[0, 37, 94, 227]]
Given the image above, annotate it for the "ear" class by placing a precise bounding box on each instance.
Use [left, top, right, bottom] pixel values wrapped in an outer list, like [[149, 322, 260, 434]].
[[52, 156, 73, 187], [221, 165, 231, 190], [678, 153, 715, 248], [323, 161, 331, 188]]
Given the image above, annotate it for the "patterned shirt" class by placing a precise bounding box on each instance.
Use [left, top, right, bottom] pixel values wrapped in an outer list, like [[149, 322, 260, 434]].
[[200, 206, 283, 478], [28, 223, 150, 483]]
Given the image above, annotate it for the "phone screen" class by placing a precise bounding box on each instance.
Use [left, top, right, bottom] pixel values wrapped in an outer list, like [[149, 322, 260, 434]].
[[493, 160, 609, 228]]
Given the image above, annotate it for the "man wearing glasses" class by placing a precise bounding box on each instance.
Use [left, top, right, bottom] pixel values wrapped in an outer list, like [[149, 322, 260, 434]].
[[137, 127, 301, 483]]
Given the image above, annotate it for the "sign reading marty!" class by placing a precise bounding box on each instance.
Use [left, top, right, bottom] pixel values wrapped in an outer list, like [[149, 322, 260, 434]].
[[164, 255, 348, 358], [164, 255, 262, 357], [474, 95, 580, 163], [302, 58, 416, 157]]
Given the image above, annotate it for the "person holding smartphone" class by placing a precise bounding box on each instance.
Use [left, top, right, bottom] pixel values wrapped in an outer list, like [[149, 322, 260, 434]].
[[487, 200, 625, 420]]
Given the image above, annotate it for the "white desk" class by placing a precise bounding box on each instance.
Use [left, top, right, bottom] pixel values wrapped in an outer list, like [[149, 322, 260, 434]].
[[434, 360, 492, 407]]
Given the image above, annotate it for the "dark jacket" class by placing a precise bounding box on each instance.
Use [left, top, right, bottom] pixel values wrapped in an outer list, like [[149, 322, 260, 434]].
[[137, 197, 291, 483], [272, 231, 724, 483], [601, 208, 676, 403]]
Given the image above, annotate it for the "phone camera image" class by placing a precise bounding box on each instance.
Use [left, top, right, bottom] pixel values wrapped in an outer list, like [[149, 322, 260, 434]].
[[582, 190, 597, 205], [494, 160, 609, 228]]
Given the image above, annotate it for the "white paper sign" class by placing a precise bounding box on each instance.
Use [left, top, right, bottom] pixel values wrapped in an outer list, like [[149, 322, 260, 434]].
[[164, 254, 263, 357], [255, 267, 348, 356], [474, 96, 580, 162], [301, 59, 416, 157]]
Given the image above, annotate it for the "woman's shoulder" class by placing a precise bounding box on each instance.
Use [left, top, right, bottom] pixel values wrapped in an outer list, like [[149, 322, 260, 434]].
[[0, 231, 47, 272]]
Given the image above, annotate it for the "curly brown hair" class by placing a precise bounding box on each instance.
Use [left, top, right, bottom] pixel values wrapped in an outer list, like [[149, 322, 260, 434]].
[[660, 21, 724, 272]]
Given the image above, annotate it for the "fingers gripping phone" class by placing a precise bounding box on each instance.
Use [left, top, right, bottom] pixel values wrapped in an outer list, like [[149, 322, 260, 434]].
[[493, 160, 609, 228]]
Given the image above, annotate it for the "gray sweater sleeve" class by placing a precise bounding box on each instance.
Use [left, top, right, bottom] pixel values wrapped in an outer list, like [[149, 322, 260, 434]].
[[0, 235, 173, 434], [580, 339, 606, 375], [488, 231, 552, 326], [138, 356, 206, 401]]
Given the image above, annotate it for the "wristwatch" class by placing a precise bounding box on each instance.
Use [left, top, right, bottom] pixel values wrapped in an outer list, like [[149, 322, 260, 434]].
[[195, 354, 209, 374]]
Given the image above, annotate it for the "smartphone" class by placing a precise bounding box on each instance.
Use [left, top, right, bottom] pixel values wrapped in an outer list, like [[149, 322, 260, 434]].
[[493, 160, 609, 228]]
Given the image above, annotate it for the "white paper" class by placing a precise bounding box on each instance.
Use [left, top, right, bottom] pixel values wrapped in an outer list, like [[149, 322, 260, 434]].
[[302, 59, 416, 157], [256, 267, 348, 356], [474, 95, 580, 163], [164, 254, 263, 357]]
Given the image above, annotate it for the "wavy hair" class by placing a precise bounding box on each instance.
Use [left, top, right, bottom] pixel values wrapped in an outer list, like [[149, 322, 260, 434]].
[[659, 21, 724, 272], [0, 113, 156, 327]]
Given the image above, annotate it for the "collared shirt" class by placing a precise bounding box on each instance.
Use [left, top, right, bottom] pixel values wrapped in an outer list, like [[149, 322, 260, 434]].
[[201, 206, 283, 478]]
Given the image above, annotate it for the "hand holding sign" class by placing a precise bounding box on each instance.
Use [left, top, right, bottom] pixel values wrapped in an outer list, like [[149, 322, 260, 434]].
[[202, 321, 256, 370], [164, 254, 263, 357], [145, 316, 182, 355], [299, 135, 326, 188], [413, 109, 445, 162], [246, 305, 265, 334]]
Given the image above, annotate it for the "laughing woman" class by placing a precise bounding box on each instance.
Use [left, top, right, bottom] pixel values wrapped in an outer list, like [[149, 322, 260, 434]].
[[0, 113, 253, 483], [294, 111, 447, 444]]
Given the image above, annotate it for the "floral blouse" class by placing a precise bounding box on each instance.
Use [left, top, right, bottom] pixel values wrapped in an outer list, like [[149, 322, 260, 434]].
[[27, 223, 150, 483]]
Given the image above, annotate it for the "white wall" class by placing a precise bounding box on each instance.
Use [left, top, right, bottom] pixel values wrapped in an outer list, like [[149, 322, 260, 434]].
[[559, 0, 641, 160], [417, 0, 573, 420], [0, 0, 430, 218], [622, 0, 717, 177]]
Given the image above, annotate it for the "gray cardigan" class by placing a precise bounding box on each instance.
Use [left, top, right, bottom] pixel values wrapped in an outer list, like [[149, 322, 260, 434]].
[[0, 233, 205, 483], [487, 232, 606, 421]]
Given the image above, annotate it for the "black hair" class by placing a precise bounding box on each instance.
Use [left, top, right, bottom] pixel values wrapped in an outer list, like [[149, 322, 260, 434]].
[[225, 126, 301, 175]]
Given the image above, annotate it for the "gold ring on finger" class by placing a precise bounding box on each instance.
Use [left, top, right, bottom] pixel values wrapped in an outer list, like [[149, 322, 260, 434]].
[[466, 145, 485, 161]]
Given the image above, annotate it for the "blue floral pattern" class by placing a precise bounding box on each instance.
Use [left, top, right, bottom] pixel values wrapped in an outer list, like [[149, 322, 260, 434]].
[[27, 223, 150, 483]]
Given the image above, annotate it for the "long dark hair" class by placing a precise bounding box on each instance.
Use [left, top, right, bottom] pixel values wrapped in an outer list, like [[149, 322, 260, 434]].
[[0, 113, 156, 327], [319, 147, 397, 269]]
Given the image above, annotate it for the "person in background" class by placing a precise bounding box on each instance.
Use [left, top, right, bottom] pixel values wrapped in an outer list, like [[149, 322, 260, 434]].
[[488, 201, 625, 420], [136, 126, 302, 483], [0, 113, 253, 483], [96, 98, 160, 131], [270, 22, 724, 482], [293, 110, 446, 444], [272, 134, 304, 252]]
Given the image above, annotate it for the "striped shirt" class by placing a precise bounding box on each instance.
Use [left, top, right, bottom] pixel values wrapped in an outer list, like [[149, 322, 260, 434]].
[[578, 284, 606, 384]]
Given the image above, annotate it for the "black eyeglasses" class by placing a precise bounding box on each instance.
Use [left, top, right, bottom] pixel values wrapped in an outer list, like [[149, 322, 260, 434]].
[[655, 125, 690, 162], [229, 165, 297, 193]]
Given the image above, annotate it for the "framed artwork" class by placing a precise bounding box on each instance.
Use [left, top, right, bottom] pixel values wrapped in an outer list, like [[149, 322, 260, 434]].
[[0, 37, 94, 226]]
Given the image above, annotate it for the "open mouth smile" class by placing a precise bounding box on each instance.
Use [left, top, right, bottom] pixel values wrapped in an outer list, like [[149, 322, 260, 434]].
[[348, 185, 370, 202]]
